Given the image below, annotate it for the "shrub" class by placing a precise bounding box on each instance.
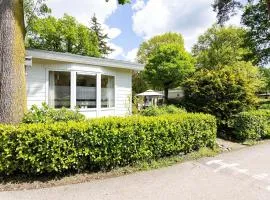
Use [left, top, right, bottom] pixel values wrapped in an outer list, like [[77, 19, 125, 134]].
[[22, 103, 85, 124], [140, 105, 186, 116], [0, 113, 216, 175], [183, 62, 264, 129], [232, 110, 270, 141], [258, 100, 270, 110]]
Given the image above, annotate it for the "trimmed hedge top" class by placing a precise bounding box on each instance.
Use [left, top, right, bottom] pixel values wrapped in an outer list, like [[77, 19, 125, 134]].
[[0, 113, 216, 175]]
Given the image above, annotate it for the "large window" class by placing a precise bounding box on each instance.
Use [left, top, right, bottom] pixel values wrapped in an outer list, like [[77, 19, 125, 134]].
[[76, 74, 97, 109], [101, 75, 115, 108], [49, 71, 71, 108]]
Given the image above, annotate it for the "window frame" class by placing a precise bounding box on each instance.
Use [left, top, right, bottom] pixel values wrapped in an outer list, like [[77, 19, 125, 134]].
[[46, 69, 116, 112], [101, 74, 116, 109]]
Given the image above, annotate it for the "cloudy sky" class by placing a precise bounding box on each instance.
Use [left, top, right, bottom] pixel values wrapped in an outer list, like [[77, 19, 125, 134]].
[[47, 0, 241, 61]]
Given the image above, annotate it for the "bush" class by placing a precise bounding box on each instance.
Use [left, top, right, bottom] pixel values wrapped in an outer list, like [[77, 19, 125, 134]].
[[258, 100, 270, 110], [232, 110, 270, 141], [140, 105, 186, 116], [22, 103, 85, 124], [0, 113, 216, 175], [183, 62, 264, 129]]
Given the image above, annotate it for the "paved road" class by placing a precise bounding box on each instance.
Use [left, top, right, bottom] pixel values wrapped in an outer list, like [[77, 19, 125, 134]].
[[1, 141, 270, 200]]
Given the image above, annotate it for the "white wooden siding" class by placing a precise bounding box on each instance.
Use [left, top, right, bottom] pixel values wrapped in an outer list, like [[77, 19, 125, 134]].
[[26, 63, 46, 108], [26, 61, 132, 117]]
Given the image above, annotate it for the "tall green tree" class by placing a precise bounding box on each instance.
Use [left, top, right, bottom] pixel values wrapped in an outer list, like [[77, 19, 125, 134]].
[[192, 25, 253, 69], [134, 32, 185, 96], [0, 0, 129, 124], [242, 0, 270, 65], [24, 0, 51, 32], [144, 43, 195, 102], [26, 14, 100, 57], [137, 32, 185, 64], [213, 0, 270, 25], [90, 14, 113, 57]]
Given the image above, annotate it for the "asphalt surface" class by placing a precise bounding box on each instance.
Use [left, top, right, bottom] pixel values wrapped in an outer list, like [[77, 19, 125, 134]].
[[1, 141, 270, 200]]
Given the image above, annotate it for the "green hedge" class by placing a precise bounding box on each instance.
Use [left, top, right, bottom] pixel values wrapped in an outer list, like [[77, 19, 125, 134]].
[[0, 114, 216, 175], [140, 105, 186, 116], [232, 110, 270, 141]]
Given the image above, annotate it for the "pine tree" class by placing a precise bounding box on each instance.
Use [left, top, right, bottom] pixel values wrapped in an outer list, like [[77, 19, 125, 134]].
[[90, 14, 113, 57]]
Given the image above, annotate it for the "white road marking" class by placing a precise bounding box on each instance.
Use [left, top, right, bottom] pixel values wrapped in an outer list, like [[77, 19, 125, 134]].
[[252, 173, 269, 180], [214, 163, 240, 173], [206, 159, 270, 192], [206, 160, 223, 165]]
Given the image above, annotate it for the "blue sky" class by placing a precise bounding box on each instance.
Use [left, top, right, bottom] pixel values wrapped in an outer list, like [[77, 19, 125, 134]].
[[47, 0, 241, 61]]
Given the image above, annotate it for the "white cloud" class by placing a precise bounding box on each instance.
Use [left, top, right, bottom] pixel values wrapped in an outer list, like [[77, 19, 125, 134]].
[[132, 0, 241, 52], [107, 43, 124, 59], [123, 48, 139, 62], [47, 0, 118, 25], [47, 0, 123, 59], [132, 0, 145, 11], [102, 25, 122, 40]]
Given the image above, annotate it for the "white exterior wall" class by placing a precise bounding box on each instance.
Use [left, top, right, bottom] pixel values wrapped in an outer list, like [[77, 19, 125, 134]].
[[26, 61, 132, 118]]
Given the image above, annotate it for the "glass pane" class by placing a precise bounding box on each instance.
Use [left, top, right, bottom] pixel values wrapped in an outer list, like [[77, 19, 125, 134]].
[[49, 71, 71, 108], [76, 74, 96, 109], [101, 75, 115, 108]]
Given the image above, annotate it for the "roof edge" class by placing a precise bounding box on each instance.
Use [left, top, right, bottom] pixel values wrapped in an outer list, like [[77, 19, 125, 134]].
[[26, 49, 144, 71]]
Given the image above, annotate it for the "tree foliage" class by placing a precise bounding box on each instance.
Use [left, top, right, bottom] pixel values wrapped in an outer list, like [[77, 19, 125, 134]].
[[137, 32, 185, 64], [242, 0, 270, 65], [192, 25, 253, 69], [260, 67, 270, 93], [26, 14, 101, 57], [132, 72, 149, 96], [24, 0, 51, 31], [144, 43, 195, 101], [183, 62, 265, 127], [90, 14, 113, 57], [212, 0, 270, 25]]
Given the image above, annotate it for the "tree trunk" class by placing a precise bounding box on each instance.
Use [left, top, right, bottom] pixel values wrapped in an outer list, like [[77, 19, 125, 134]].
[[0, 0, 26, 124], [267, 0, 270, 17], [164, 87, 169, 104]]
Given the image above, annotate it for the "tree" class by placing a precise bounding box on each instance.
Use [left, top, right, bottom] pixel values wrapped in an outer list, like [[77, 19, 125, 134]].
[[0, 0, 129, 124], [132, 72, 149, 96], [144, 43, 195, 102], [137, 32, 185, 64], [90, 14, 113, 57], [24, 0, 51, 32], [242, 0, 270, 65], [212, 0, 270, 25], [135, 32, 185, 96], [192, 25, 253, 69], [27, 14, 100, 57], [183, 62, 264, 130]]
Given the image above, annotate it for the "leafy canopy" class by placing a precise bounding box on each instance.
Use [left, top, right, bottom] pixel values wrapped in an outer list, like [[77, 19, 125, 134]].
[[137, 32, 185, 64], [212, 0, 270, 25], [144, 43, 195, 100], [26, 14, 101, 57], [242, 0, 270, 66], [192, 25, 253, 69]]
